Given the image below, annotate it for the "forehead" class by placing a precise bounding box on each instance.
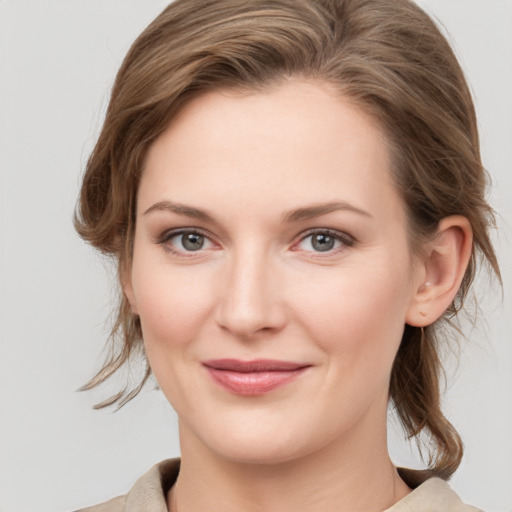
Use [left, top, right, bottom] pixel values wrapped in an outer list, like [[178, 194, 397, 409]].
[[139, 79, 402, 224]]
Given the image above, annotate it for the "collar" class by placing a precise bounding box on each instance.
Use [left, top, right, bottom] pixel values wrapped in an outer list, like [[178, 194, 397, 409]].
[[119, 459, 480, 512]]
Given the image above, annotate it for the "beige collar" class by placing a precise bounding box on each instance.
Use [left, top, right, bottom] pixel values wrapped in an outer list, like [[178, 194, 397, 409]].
[[82, 459, 481, 512]]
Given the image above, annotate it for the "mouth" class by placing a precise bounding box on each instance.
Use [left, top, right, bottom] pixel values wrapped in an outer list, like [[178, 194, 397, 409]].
[[202, 359, 311, 396]]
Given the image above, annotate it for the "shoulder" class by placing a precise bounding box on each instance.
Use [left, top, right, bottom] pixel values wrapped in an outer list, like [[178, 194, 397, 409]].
[[74, 459, 180, 512], [385, 469, 483, 512]]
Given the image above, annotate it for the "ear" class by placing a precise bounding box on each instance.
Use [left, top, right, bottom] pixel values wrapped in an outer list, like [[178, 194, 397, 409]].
[[121, 264, 138, 315], [406, 215, 473, 327]]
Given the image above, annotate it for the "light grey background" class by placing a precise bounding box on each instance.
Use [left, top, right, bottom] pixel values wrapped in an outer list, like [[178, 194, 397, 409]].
[[0, 1, 510, 511]]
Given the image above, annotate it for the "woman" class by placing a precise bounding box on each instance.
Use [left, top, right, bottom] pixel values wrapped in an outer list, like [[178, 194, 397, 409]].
[[74, 0, 500, 510]]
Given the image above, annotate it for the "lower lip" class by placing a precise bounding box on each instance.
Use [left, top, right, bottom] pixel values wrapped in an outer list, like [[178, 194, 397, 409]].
[[204, 367, 308, 396]]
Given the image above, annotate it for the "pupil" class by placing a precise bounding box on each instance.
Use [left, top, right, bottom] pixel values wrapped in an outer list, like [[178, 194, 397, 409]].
[[312, 234, 334, 252], [182, 233, 204, 251]]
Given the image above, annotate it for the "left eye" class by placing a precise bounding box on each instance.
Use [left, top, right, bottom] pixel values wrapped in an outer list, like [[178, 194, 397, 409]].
[[296, 231, 349, 253]]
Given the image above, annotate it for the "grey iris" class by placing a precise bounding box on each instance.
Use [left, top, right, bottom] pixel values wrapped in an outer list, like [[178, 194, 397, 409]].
[[182, 233, 204, 251], [312, 233, 335, 252]]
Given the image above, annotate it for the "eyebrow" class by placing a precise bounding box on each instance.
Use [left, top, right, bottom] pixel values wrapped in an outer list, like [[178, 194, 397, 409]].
[[281, 201, 372, 222], [144, 201, 216, 221], [143, 200, 372, 222]]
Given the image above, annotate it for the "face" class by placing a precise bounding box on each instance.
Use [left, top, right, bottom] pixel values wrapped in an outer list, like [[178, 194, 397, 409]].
[[125, 80, 424, 465]]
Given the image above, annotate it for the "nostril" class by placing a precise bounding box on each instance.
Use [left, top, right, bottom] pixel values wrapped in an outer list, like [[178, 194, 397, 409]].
[[215, 295, 287, 340], [214, 255, 287, 338]]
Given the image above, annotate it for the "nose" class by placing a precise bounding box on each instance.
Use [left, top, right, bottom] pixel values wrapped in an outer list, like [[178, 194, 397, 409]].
[[214, 246, 287, 340]]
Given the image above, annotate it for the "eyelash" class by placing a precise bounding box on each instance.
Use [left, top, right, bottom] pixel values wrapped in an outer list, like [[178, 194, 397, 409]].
[[293, 228, 354, 256], [158, 228, 214, 257], [158, 228, 355, 257]]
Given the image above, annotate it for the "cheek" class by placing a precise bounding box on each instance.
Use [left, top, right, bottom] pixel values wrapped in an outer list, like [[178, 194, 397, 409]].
[[291, 255, 411, 367], [131, 260, 216, 352], [131, 262, 219, 409]]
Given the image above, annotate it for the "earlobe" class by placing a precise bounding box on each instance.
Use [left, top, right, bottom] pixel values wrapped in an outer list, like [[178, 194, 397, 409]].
[[406, 215, 473, 327]]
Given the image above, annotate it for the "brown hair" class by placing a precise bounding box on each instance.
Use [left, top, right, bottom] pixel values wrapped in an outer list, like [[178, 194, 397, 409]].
[[75, 0, 500, 479]]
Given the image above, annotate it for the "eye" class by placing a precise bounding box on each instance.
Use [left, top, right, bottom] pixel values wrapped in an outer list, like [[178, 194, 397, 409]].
[[160, 229, 215, 255], [295, 230, 353, 254]]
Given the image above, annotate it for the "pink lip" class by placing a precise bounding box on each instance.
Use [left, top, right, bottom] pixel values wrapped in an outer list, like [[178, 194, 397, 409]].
[[202, 359, 310, 396]]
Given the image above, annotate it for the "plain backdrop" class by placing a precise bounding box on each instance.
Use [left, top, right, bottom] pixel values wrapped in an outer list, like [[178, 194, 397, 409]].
[[0, 1, 511, 511]]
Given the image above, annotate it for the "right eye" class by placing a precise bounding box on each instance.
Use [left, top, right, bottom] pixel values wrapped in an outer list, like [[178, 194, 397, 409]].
[[160, 229, 215, 255]]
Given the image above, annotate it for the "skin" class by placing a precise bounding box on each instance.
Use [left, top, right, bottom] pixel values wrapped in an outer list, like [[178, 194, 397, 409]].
[[124, 79, 472, 512]]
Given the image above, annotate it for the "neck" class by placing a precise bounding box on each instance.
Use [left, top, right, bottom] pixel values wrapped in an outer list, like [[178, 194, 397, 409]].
[[169, 414, 410, 512]]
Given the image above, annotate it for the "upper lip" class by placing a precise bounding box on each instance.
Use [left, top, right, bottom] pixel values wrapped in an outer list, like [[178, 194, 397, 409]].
[[202, 359, 310, 372]]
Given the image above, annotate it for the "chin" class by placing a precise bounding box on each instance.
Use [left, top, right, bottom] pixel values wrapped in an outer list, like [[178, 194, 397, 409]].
[[181, 407, 334, 467]]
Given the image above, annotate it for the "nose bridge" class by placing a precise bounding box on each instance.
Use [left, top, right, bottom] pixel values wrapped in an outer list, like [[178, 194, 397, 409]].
[[215, 241, 285, 338]]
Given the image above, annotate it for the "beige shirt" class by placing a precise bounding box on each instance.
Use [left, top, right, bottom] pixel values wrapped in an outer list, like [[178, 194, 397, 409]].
[[76, 459, 482, 512]]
